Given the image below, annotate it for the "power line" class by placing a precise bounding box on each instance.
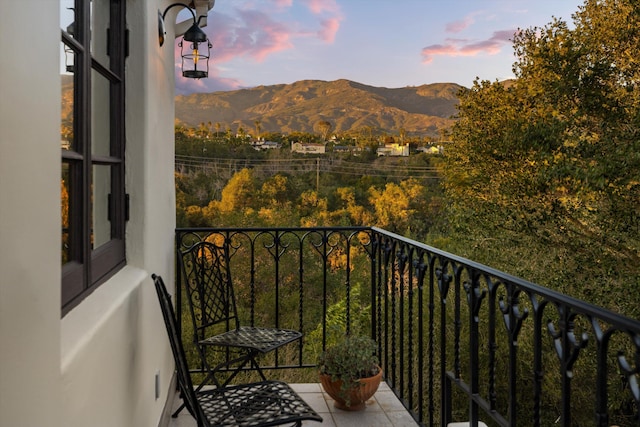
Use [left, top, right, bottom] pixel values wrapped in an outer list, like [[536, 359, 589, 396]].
[[174, 155, 441, 180]]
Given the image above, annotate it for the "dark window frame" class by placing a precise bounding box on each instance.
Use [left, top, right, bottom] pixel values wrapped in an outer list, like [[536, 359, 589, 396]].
[[61, 0, 127, 316]]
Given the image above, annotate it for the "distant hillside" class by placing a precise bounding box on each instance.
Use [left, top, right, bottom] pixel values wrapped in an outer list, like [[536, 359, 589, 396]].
[[175, 79, 462, 137]]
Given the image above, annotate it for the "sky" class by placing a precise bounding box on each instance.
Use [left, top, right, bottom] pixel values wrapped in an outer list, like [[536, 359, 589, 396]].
[[173, 0, 584, 95]]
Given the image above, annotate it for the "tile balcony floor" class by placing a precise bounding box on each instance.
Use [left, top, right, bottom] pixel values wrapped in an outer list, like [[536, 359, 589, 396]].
[[167, 382, 419, 427]]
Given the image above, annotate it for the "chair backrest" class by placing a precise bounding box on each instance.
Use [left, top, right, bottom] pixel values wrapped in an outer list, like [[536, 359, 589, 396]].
[[179, 241, 240, 342], [151, 274, 208, 426]]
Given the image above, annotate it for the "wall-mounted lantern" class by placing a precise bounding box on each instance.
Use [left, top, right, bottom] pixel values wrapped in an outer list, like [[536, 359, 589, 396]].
[[159, 2, 212, 79]]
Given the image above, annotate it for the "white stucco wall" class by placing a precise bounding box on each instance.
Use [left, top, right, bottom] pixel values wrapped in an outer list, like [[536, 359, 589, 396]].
[[0, 1, 63, 426], [59, 0, 178, 426], [1, 1, 178, 426]]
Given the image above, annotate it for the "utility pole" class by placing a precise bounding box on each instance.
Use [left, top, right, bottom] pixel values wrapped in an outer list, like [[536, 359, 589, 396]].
[[316, 158, 320, 193]]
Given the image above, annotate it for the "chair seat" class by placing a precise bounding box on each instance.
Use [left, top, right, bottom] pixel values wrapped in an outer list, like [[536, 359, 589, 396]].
[[201, 327, 302, 353], [197, 380, 322, 426]]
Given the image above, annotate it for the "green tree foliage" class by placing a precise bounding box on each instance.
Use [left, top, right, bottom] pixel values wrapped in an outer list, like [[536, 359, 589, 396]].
[[442, 0, 639, 312]]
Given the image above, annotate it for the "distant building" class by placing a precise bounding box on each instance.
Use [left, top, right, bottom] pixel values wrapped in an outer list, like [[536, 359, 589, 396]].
[[291, 142, 326, 154], [416, 145, 443, 154], [333, 145, 352, 153], [252, 140, 281, 151], [377, 143, 409, 157]]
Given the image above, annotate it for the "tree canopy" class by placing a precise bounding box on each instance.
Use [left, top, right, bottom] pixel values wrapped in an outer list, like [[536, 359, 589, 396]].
[[442, 0, 639, 310]]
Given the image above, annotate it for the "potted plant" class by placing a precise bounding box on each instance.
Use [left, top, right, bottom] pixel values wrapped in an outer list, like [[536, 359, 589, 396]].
[[317, 334, 382, 410]]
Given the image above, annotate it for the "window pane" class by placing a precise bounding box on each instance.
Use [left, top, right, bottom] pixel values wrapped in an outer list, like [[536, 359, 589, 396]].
[[92, 164, 111, 249], [91, 69, 111, 157], [90, 0, 110, 66], [61, 162, 71, 264], [60, 0, 76, 79], [60, 0, 75, 39], [61, 47, 74, 151], [61, 40, 76, 75]]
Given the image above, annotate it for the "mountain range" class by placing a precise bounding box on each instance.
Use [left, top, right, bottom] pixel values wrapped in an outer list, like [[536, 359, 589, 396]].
[[175, 79, 463, 137]]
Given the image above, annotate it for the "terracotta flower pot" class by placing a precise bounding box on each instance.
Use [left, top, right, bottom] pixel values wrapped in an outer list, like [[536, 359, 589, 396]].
[[319, 367, 383, 411]]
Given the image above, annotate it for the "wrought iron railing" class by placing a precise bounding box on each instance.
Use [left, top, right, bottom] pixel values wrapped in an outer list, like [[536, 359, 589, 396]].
[[175, 227, 640, 427]]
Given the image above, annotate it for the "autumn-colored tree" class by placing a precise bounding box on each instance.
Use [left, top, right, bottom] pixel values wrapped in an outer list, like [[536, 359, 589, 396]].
[[368, 179, 430, 235], [260, 174, 290, 207], [299, 190, 330, 227], [314, 120, 333, 141], [216, 168, 257, 213], [336, 187, 374, 226], [254, 120, 262, 140]]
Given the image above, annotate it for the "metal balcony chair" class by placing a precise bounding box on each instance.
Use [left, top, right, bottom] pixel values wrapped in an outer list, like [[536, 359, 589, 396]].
[[178, 240, 303, 388], [174, 239, 306, 420], [151, 274, 322, 427]]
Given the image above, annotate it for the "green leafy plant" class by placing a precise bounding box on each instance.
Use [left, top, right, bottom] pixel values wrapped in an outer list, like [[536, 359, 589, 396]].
[[317, 335, 380, 406]]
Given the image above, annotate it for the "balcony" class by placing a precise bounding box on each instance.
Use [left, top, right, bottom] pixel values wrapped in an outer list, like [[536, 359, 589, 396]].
[[172, 227, 640, 427]]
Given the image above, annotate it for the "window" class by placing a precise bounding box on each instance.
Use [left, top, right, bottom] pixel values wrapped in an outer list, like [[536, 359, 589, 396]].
[[60, 0, 127, 315]]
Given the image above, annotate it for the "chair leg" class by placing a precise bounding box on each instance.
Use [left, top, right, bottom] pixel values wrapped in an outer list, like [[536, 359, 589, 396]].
[[208, 351, 261, 387], [250, 356, 268, 381], [171, 403, 185, 418], [172, 368, 221, 417]]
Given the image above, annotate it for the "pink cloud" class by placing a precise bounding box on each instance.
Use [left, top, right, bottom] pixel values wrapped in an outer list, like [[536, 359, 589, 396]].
[[193, 4, 343, 64], [232, 9, 295, 61], [305, 0, 343, 42], [305, 0, 340, 15], [318, 17, 340, 43], [179, 9, 294, 64], [421, 29, 516, 63], [446, 16, 474, 33], [421, 43, 458, 64]]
